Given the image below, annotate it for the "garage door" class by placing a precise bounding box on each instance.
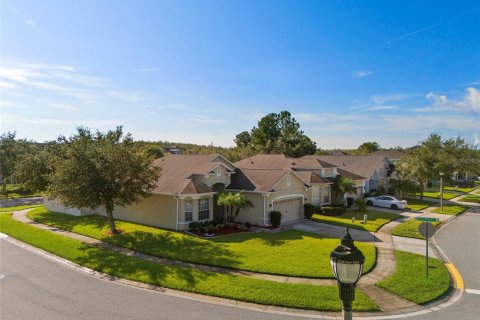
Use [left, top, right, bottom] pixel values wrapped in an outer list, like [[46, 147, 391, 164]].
[[273, 197, 302, 223]]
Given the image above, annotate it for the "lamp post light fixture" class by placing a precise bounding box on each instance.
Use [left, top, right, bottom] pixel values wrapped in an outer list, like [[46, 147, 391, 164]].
[[330, 228, 365, 320], [439, 172, 444, 211]]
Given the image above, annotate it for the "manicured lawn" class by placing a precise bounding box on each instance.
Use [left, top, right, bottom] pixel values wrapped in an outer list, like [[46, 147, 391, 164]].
[[377, 250, 450, 304], [391, 219, 441, 240], [443, 186, 475, 193], [417, 191, 458, 200], [458, 195, 480, 203], [0, 213, 378, 311], [0, 204, 43, 212], [431, 205, 469, 215], [404, 199, 435, 211], [311, 209, 401, 232], [28, 208, 376, 278]]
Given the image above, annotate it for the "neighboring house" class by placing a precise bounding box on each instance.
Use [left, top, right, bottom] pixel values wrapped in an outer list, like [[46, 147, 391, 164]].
[[164, 146, 183, 155], [45, 153, 367, 230], [371, 149, 405, 165], [314, 154, 391, 192]]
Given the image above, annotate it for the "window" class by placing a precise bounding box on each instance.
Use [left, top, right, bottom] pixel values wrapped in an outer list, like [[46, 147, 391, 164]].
[[184, 200, 193, 222], [198, 198, 210, 220]]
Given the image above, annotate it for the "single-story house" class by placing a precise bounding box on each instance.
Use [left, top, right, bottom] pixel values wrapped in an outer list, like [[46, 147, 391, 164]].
[[45, 153, 367, 230]]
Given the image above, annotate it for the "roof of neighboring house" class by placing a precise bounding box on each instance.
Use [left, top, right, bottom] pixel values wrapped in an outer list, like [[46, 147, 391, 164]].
[[228, 169, 293, 192], [336, 168, 367, 181], [294, 171, 333, 184], [235, 154, 337, 170], [152, 154, 231, 194], [314, 154, 388, 179], [372, 149, 405, 160]]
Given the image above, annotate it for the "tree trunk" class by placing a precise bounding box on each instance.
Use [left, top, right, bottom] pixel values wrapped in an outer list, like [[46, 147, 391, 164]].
[[105, 205, 118, 234], [419, 183, 424, 200], [2, 181, 6, 195]]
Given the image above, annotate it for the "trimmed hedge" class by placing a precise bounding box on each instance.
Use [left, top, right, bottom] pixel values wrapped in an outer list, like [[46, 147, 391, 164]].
[[270, 211, 282, 228], [304, 203, 315, 219], [320, 206, 345, 216]]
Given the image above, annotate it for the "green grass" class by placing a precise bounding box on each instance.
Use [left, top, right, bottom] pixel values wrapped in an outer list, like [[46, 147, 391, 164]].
[[0, 204, 43, 212], [458, 194, 480, 203], [443, 186, 475, 193], [0, 213, 378, 312], [404, 199, 435, 211], [27, 208, 376, 278], [311, 209, 400, 232], [431, 205, 469, 215], [417, 191, 458, 200], [391, 219, 441, 240], [377, 250, 450, 304]]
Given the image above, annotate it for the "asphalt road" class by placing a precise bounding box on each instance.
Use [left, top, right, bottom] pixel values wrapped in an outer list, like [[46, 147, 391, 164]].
[[1, 208, 479, 320]]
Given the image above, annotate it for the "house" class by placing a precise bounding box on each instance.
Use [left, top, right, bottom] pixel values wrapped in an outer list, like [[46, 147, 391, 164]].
[[45, 153, 367, 230], [371, 149, 405, 165], [314, 154, 392, 192]]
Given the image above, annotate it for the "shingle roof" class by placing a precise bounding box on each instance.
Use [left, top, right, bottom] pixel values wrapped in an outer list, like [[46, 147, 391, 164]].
[[314, 155, 387, 179], [372, 149, 405, 160], [152, 154, 229, 194], [294, 171, 333, 184], [336, 168, 367, 181], [228, 169, 291, 192], [235, 154, 337, 170]]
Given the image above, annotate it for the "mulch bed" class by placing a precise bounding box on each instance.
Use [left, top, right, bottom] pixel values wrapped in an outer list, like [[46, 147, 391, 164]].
[[188, 226, 251, 238]]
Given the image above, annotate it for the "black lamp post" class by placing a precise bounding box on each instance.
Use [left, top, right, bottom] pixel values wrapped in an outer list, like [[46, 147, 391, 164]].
[[330, 228, 365, 320]]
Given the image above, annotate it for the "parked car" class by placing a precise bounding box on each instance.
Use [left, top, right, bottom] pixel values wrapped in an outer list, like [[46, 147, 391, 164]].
[[365, 195, 407, 210]]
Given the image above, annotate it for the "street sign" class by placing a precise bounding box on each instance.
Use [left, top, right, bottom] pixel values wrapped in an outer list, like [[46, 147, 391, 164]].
[[418, 222, 436, 238], [416, 217, 440, 222]]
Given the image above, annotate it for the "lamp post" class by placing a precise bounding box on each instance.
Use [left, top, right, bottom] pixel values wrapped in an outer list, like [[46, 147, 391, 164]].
[[330, 228, 365, 320], [439, 172, 444, 211]]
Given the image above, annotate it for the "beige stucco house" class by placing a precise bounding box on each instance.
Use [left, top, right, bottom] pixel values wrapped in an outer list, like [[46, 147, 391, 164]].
[[45, 153, 367, 230]]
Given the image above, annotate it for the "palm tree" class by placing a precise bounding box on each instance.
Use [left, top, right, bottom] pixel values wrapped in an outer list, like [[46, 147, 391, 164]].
[[217, 191, 254, 223], [332, 176, 357, 204]]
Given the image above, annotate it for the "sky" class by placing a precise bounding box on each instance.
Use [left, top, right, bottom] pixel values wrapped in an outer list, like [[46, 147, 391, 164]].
[[1, 0, 479, 149]]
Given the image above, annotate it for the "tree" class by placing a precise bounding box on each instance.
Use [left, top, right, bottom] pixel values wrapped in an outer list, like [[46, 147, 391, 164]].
[[234, 131, 252, 148], [0, 132, 29, 194], [240, 111, 316, 157], [358, 142, 380, 154], [13, 144, 56, 192], [48, 127, 160, 234], [217, 191, 254, 223], [332, 176, 357, 203]]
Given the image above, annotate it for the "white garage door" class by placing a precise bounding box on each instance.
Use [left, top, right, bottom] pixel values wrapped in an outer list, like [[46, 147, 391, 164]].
[[273, 197, 303, 223]]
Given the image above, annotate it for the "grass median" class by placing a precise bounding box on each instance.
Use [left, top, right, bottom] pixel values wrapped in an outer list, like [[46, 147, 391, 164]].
[[431, 204, 469, 215], [391, 219, 440, 240], [404, 199, 435, 211], [376, 250, 450, 304], [311, 209, 400, 232], [417, 192, 458, 200], [27, 208, 376, 278], [0, 213, 378, 312], [458, 195, 480, 203]]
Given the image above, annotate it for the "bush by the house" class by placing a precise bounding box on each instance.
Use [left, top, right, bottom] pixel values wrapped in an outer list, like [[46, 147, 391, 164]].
[[320, 205, 346, 216], [304, 203, 315, 219], [346, 197, 354, 208], [355, 199, 367, 212], [270, 211, 282, 228], [314, 205, 323, 214], [189, 222, 201, 231], [364, 192, 372, 198]]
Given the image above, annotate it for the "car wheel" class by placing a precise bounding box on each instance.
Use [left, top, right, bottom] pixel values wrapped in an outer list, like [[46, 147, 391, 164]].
[[391, 204, 398, 210], [367, 200, 373, 206]]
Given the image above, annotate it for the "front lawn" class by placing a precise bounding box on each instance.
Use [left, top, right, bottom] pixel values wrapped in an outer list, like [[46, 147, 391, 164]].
[[311, 209, 401, 232], [391, 219, 440, 240], [403, 199, 435, 211], [431, 205, 469, 215], [443, 186, 475, 193], [28, 208, 376, 278], [417, 191, 458, 200], [0, 204, 43, 212], [0, 213, 378, 311], [376, 250, 450, 304], [458, 195, 480, 203]]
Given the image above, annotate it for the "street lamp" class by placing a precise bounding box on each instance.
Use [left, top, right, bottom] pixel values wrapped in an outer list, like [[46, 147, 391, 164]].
[[330, 228, 365, 320], [439, 172, 444, 211]]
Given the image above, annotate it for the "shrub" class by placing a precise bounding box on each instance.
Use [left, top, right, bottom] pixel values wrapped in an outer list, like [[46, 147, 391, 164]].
[[320, 206, 346, 216], [314, 205, 323, 214], [355, 199, 367, 212], [364, 192, 372, 198], [304, 203, 315, 219], [270, 211, 282, 228], [245, 221, 251, 229], [346, 197, 354, 208], [188, 222, 200, 231]]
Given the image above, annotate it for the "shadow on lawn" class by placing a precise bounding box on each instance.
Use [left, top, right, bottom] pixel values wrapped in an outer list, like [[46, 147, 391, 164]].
[[76, 243, 214, 288]]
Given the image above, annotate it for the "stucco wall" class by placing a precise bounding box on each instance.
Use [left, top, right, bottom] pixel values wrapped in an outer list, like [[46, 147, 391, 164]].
[[44, 198, 95, 216], [95, 194, 178, 230], [236, 192, 266, 226], [177, 196, 214, 229]]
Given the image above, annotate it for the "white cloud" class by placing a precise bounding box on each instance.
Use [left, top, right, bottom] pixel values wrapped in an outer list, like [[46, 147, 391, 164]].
[[353, 70, 374, 78], [365, 105, 399, 111], [419, 87, 480, 113], [183, 114, 226, 127], [370, 93, 409, 104], [0, 81, 17, 89], [25, 19, 36, 27]]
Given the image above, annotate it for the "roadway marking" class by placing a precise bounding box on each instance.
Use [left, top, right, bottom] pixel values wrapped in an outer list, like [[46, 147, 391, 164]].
[[445, 263, 464, 290], [466, 289, 480, 295]]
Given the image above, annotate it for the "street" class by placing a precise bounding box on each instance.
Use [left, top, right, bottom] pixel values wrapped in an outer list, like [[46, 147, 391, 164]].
[[0, 209, 479, 320]]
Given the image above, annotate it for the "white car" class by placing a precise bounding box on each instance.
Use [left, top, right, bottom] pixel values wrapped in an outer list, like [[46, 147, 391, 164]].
[[365, 195, 407, 210]]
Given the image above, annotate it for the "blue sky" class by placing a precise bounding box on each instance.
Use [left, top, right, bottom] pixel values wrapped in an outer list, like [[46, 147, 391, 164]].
[[1, 0, 479, 149]]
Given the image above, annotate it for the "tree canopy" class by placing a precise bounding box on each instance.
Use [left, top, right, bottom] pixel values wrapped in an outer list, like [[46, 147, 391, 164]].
[[357, 141, 380, 154], [47, 127, 160, 233], [234, 111, 317, 157], [0, 132, 30, 194], [217, 191, 254, 223]]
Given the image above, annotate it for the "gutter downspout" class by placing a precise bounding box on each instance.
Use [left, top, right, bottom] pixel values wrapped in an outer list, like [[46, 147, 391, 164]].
[[174, 195, 179, 231]]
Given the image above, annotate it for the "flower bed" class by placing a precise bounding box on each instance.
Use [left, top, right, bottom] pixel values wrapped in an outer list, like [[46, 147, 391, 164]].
[[186, 225, 252, 238]]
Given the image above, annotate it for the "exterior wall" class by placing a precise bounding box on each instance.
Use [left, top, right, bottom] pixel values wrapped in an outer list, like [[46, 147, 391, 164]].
[[44, 198, 95, 216], [323, 168, 335, 177], [96, 194, 178, 230], [177, 195, 214, 230], [269, 173, 307, 223], [236, 192, 267, 226], [192, 165, 231, 188]]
